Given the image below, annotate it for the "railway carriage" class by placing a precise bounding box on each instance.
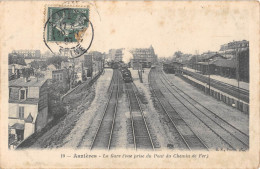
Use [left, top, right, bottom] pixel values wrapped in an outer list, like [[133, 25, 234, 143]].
[[163, 62, 184, 74]]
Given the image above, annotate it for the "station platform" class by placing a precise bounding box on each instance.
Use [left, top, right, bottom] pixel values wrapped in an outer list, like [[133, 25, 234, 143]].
[[183, 67, 249, 91]]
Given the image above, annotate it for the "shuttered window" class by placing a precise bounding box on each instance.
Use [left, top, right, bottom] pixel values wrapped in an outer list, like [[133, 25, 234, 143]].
[[19, 107, 24, 119]]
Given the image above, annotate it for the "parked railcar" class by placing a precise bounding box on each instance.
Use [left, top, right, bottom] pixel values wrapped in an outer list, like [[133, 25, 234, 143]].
[[163, 62, 183, 74], [163, 63, 176, 74]]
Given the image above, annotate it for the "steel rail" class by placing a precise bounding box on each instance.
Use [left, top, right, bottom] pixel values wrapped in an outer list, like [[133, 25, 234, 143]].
[[90, 70, 119, 150], [107, 70, 120, 150], [125, 83, 137, 150], [131, 83, 155, 150], [149, 69, 208, 150], [157, 70, 240, 150], [161, 71, 249, 140]]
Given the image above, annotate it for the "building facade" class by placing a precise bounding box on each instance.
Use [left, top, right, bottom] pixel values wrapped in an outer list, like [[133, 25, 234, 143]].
[[9, 77, 48, 147], [12, 50, 41, 59], [130, 45, 157, 69], [8, 64, 28, 81], [52, 69, 69, 89], [219, 40, 249, 58], [107, 49, 123, 62]]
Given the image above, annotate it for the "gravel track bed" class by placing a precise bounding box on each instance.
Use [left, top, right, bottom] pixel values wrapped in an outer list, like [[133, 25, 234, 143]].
[[62, 69, 114, 148], [110, 82, 131, 149], [165, 73, 249, 135], [160, 75, 249, 149], [157, 70, 249, 150], [129, 69, 169, 150], [152, 70, 232, 150]]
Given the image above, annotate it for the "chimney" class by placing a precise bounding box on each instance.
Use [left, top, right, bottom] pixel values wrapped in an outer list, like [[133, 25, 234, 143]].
[[24, 77, 28, 82], [24, 76, 31, 82], [12, 65, 15, 74]]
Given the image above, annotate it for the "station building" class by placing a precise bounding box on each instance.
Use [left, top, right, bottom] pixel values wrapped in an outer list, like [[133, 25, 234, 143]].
[[194, 50, 249, 82], [107, 49, 123, 62], [130, 45, 157, 69]]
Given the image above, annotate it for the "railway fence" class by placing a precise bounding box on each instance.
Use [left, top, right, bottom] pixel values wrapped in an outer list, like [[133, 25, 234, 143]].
[[177, 73, 249, 114]]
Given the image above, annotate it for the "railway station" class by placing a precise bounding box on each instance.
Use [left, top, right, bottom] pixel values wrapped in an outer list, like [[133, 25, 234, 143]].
[[3, 2, 259, 169], [14, 41, 249, 151]]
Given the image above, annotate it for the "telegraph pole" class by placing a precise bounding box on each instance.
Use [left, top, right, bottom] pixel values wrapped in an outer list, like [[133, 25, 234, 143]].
[[208, 59, 211, 94], [236, 44, 240, 102], [195, 50, 198, 72]]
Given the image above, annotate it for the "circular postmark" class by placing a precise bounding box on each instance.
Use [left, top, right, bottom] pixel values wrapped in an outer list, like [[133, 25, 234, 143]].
[[43, 7, 94, 58]]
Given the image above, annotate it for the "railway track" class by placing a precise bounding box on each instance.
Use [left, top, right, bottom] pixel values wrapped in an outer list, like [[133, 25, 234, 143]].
[[125, 83, 154, 150], [182, 69, 249, 94], [181, 69, 249, 103], [90, 70, 120, 150], [158, 70, 249, 150], [149, 69, 209, 150]]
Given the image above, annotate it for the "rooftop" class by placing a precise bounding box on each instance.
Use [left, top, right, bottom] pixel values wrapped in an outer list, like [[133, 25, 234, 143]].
[[10, 123, 24, 130], [9, 77, 46, 87], [200, 53, 225, 60], [9, 98, 39, 104], [198, 59, 236, 68], [8, 64, 27, 69], [211, 59, 236, 68]]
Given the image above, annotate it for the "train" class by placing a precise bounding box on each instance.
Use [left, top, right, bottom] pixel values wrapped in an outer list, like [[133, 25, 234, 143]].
[[163, 62, 183, 74], [120, 66, 133, 83], [109, 61, 133, 82], [111, 62, 119, 69]]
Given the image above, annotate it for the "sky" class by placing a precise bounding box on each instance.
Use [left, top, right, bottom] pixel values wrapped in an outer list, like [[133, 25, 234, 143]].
[[1, 1, 251, 58]]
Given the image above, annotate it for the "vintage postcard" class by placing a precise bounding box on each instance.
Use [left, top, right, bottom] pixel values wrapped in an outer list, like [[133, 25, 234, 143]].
[[0, 1, 259, 169]]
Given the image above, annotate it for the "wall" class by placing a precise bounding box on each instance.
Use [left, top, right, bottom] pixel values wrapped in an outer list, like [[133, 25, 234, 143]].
[[8, 103, 38, 127], [38, 81, 48, 111], [28, 87, 39, 98], [24, 123, 35, 139], [9, 87, 20, 100], [35, 107, 48, 131]]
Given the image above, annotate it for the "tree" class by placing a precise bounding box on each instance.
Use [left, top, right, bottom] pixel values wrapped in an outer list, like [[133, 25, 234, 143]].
[[39, 61, 47, 70], [64, 64, 76, 89], [21, 68, 34, 78], [47, 56, 68, 69], [47, 81, 67, 119], [30, 60, 40, 70], [34, 70, 45, 80], [174, 51, 183, 58], [31, 60, 48, 70], [8, 54, 26, 65]]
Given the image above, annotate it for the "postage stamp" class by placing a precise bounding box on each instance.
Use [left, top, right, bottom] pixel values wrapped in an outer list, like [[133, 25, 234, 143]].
[[46, 7, 89, 42], [43, 6, 94, 58]]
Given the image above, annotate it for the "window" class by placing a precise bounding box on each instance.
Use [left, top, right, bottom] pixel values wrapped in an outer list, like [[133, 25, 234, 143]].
[[19, 107, 24, 119], [60, 74, 63, 81], [20, 90, 26, 100], [9, 88, 12, 98]]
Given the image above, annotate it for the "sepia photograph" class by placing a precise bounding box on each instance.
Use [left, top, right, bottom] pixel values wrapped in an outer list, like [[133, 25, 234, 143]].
[[0, 1, 259, 169]]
